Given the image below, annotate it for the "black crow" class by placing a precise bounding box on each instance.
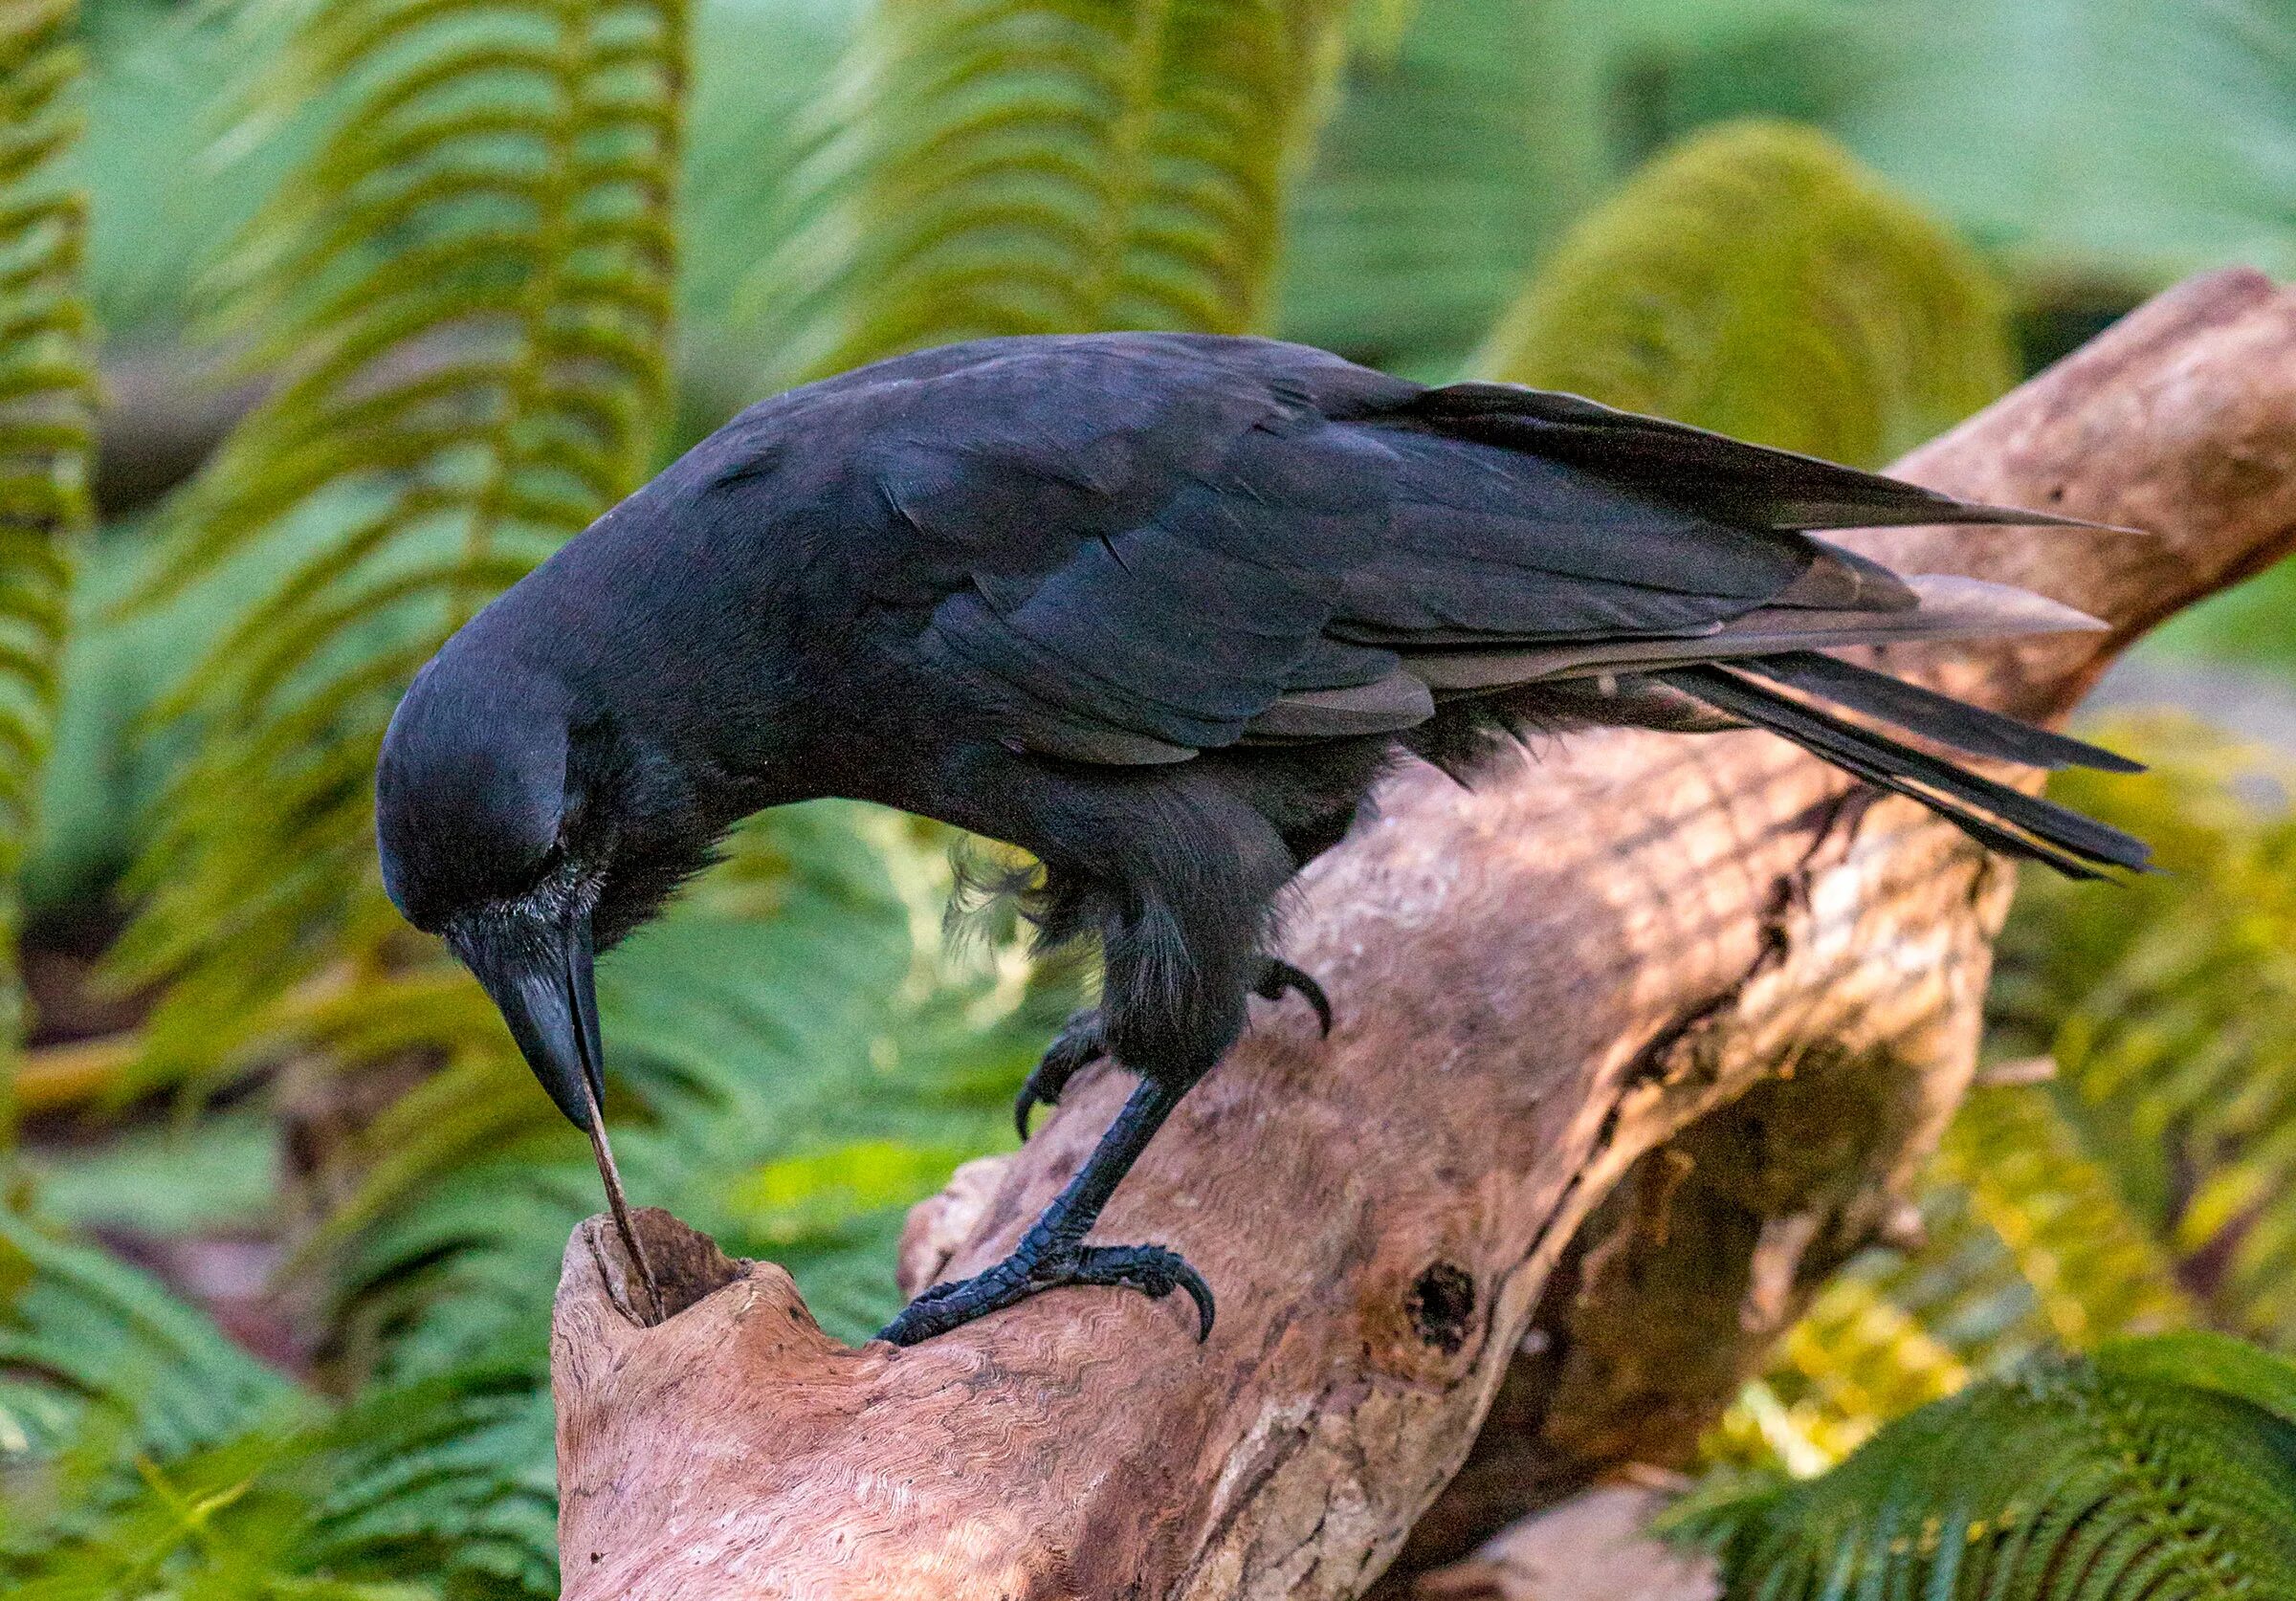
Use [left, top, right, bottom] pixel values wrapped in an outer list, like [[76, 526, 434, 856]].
[[374, 332, 2146, 1346]]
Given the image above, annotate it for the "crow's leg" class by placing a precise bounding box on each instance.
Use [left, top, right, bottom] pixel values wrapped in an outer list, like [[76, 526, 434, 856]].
[[880, 1076, 1208, 1345], [883, 764, 1296, 1346], [1013, 1006, 1107, 1138], [1014, 957, 1327, 1140]]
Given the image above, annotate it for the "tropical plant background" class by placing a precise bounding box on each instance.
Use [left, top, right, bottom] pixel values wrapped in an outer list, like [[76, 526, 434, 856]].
[[2, 0, 2294, 1593]]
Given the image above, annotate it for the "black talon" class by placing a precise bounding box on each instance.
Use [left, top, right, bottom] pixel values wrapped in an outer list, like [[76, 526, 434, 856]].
[[1070, 1243, 1216, 1342], [1255, 958, 1333, 1037], [1014, 1007, 1110, 1138]]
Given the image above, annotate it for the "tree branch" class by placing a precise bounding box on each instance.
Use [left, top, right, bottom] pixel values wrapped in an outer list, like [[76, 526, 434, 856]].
[[550, 269, 2296, 1600]]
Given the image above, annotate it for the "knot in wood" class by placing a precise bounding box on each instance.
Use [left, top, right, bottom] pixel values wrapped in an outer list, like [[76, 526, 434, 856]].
[[1407, 1261, 1476, 1353]]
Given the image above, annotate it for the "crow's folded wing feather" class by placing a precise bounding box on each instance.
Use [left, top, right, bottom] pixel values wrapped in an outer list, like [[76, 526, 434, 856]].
[[1403, 384, 2119, 532], [705, 334, 1998, 765], [917, 460, 1399, 759], [896, 403, 1829, 761]]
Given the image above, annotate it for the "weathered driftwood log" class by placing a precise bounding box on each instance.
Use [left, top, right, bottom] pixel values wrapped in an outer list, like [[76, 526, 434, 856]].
[[552, 270, 2296, 1601]]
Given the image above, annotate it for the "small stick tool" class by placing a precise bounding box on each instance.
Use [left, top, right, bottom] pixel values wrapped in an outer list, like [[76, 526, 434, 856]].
[[584, 1086, 665, 1324]]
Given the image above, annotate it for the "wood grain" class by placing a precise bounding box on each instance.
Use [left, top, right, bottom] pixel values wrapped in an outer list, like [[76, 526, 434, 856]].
[[553, 270, 2296, 1600]]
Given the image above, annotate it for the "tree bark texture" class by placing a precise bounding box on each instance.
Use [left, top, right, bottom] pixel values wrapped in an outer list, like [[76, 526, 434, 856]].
[[551, 270, 2296, 1600]]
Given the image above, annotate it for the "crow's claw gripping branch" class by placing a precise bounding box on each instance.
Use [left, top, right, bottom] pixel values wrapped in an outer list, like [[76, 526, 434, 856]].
[[1256, 958, 1333, 1036], [1014, 1007, 1110, 1139], [881, 1241, 1214, 1347], [886, 1079, 1210, 1346]]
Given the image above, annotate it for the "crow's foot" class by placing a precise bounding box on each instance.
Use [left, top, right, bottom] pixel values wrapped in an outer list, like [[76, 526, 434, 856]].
[[1255, 957, 1333, 1036], [879, 1240, 1214, 1346], [1014, 1007, 1108, 1138]]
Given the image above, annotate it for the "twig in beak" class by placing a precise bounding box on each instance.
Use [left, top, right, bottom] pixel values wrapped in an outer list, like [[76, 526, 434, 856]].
[[584, 1086, 665, 1324]]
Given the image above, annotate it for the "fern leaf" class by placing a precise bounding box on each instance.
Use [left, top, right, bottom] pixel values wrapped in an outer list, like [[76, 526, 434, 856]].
[[1724, 1082, 2195, 1477], [0, 1211, 554, 1595], [1279, 0, 1607, 371], [1730, 721, 2296, 1478], [1936, 1081, 2197, 1349], [1680, 1336, 2296, 1599], [0, 1211, 297, 1470], [306, 1369, 557, 1595], [1708, 1275, 1973, 1474], [1993, 715, 2296, 1347], [1471, 117, 2013, 467], [759, 0, 1355, 381], [108, 0, 688, 1093], [0, 1210, 305, 1574], [0, 0, 92, 1062]]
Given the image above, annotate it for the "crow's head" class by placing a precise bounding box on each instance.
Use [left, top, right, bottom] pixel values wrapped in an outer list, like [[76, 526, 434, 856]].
[[377, 651, 613, 1131]]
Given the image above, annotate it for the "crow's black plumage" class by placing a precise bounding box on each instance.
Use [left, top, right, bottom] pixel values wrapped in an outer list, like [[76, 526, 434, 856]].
[[375, 332, 2147, 1346]]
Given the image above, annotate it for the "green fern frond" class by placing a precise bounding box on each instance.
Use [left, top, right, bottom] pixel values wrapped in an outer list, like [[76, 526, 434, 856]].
[[108, 0, 688, 1093], [1724, 1080, 2196, 1477], [1993, 715, 2296, 1347], [1726, 718, 2294, 1479], [759, 0, 1355, 380], [305, 1368, 556, 1595], [0, 0, 93, 1062], [1680, 1334, 2296, 1599], [0, 1211, 554, 1596], [0, 1208, 307, 1572], [1709, 1275, 1972, 1474], [1936, 1081, 2197, 1349], [1471, 117, 2013, 467], [0, 1210, 298, 1477], [1279, 0, 1607, 372]]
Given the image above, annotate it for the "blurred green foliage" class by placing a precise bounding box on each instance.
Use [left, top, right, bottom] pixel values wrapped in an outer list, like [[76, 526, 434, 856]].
[[0, 0, 93, 1073], [1473, 119, 2013, 467], [0, 0, 2290, 1594], [0, 1207, 554, 1596], [757, 0, 1356, 380], [5, 803, 1053, 1593], [1711, 725, 2296, 1565], [109, 0, 689, 1099]]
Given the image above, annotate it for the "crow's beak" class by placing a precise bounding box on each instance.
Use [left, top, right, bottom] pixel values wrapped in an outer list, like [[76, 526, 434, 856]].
[[456, 912, 665, 1320], [461, 913, 605, 1131]]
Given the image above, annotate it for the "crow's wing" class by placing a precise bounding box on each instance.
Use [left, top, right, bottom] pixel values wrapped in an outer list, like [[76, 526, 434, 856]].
[[916, 412, 1889, 760], [768, 338, 1862, 761], [691, 334, 1408, 760], [704, 335, 2069, 765]]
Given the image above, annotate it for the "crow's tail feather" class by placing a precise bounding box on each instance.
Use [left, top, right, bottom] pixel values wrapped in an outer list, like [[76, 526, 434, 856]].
[[1730, 651, 2142, 775], [1657, 662, 2151, 879]]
